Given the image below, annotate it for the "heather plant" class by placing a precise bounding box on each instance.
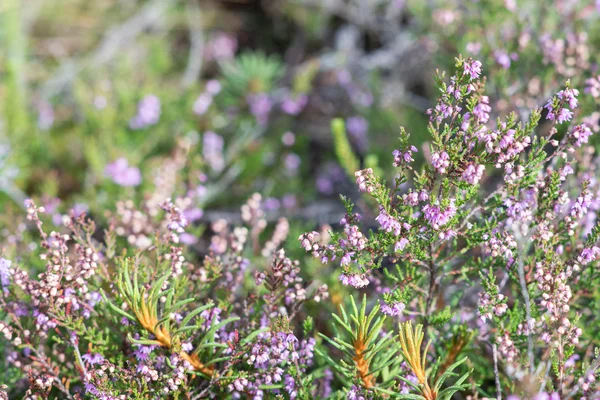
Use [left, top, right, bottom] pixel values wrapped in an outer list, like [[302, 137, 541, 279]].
[[3, 1, 600, 399], [0, 191, 329, 398], [300, 56, 600, 398]]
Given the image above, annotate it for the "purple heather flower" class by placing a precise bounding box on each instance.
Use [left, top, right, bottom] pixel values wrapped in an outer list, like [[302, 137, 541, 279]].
[[585, 75, 600, 98], [461, 163, 485, 185], [473, 96, 491, 124], [339, 273, 369, 288], [340, 252, 354, 266], [204, 33, 237, 62], [282, 194, 297, 209], [284, 153, 301, 174], [0, 258, 11, 292], [193, 93, 213, 116], [247, 93, 272, 125], [423, 200, 457, 230], [133, 344, 157, 362], [578, 246, 600, 265], [180, 233, 198, 245], [394, 238, 409, 252], [282, 131, 295, 146], [494, 50, 517, 69], [284, 375, 297, 398], [205, 80, 221, 95], [570, 124, 593, 147], [129, 95, 161, 129], [183, 207, 203, 222], [380, 301, 405, 316], [104, 158, 142, 187], [316, 369, 333, 398], [431, 151, 450, 173], [71, 203, 89, 217], [544, 88, 579, 124], [466, 42, 482, 54], [463, 59, 482, 80], [532, 393, 560, 400], [392, 146, 418, 166], [82, 292, 102, 319], [347, 385, 367, 400], [263, 197, 281, 210], [82, 353, 105, 365], [557, 108, 573, 124], [281, 93, 308, 115], [376, 207, 402, 236], [203, 131, 225, 172]]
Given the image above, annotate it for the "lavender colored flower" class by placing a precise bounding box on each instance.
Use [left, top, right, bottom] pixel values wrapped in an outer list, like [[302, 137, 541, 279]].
[[376, 207, 402, 236], [347, 385, 368, 400], [129, 95, 161, 129], [81, 353, 105, 365], [340, 252, 354, 266], [284, 153, 301, 174], [431, 151, 450, 173], [463, 59, 482, 80], [532, 393, 560, 400], [193, 93, 213, 116], [461, 163, 485, 184], [0, 258, 11, 292], [133, 344, 157, 362], [423, 200, 456, 230], [473, 96, 491, 124], [180, 233, 198, 245], [204, 33, 237, 62], [282, 131, 295, 146], [205, 80, 221, 95], [393, 146, 418, 166], [104, 158, 142, 187], [247, 93, 272, 125], [394, 238, 409, 252], [281, 93, 308, 115], [544, 87, 578, 124], [284, 374, 297, 399], [380, 300, 405, 316], [282, 194, 297, 209], [183, 207, 203, 222], [569, 124, 593, 147], [203, 131, 225, 172], [339, 273, 369, 288], [585, 75, 600, 98], [494, 50, 517, 69], [577, 246, 600, 265]]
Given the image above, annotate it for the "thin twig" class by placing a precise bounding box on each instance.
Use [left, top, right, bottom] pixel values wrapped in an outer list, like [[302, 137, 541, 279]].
[[493, 343, 502, 400], [181, 0, 204, 88], [516, 237, 535, 374]]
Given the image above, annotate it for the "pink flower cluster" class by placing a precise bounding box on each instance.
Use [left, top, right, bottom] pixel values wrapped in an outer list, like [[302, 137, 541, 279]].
[[392, 146, 418, 166], [544, 87, 579, 124], [423, 200, 456, 230], [431, 151, 450, 173]]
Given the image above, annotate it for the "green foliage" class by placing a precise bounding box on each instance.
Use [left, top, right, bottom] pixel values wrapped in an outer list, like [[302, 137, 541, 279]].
[[317, 295, 400, 392], [220, 52, 284, 105], [102, 258, 237, 376], [332, 118, 361, 179]]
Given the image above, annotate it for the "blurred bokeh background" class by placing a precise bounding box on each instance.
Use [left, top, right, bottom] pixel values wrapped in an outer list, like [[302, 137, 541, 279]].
[[1, 0, 599, 227]]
